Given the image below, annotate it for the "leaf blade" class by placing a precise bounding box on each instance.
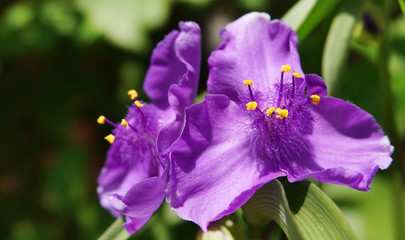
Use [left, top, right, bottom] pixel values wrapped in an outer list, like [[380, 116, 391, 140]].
[[282, 0, 342, 41], [243, 179, 358, 240], [322, 1, 363, 93]]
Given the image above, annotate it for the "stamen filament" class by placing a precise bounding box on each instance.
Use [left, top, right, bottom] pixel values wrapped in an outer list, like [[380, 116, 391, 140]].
[[248, 85, 255, 101], [277, 71, 284, 107], [243, 80, 255, 101], [97, 115, 117, 127], [292, 72, 302, 96]]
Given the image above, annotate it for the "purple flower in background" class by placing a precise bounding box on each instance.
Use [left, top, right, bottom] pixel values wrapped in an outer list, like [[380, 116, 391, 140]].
[[97, 21, 201, 234], [165, 12, 393, 231]]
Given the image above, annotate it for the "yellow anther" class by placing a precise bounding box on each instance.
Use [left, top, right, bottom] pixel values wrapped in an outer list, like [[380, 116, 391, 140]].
[[128, 89, 138, 100], [276, 108, 289, 119], [104, 134, 115, 144], [243, 80, 253, 85], [134, 100, 144, 108], [266, 107, 275, 116], [311, 95, 321, 105], [121, 119, 128, 128], [246, 101, 258, 110], [97, 115, 106, 124], [293, 72, 302, 78], [281, 64, 292, 72]]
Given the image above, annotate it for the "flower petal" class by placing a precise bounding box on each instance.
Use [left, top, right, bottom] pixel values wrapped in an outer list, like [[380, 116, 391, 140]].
[[109, 175, 166, 234], [301, 97, 393, 190], [156, 120, 183, 166], [208, 12, 303, 101], [167, 95, 285, 230], [98, 163, 150, 216], [305, 74, 327, 97], [144, 21, 201, 116], [97, 104, 163, 216]]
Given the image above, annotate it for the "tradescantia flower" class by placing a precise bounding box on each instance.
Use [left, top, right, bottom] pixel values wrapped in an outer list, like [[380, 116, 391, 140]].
[[165, 12, 393, 231], [97, 21, 201, 234]]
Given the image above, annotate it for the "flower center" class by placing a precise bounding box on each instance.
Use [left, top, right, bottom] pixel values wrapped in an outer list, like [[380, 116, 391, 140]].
[[239, 65, 320, 174], [97, 89, 161, 171], [239, 64, 320, 136]]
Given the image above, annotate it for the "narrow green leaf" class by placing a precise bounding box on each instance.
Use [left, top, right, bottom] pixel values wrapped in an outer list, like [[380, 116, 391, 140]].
[[98, 218, 130, 240], [399, 0, 405, 16], [322, 1, 363, 93], [243, 179, 358, 240], [282, 0, 341, 41], [283, 180, 359, 240], [242, 180, 305, 240]]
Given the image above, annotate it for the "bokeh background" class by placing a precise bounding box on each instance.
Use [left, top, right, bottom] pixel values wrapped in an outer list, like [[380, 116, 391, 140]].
[[1, 0, 404, 239]]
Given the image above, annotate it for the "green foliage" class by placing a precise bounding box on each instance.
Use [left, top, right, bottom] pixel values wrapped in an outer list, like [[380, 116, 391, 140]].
[[322, 0, 363, 94], [282, 0, 342, 41], [243, 179, 358, 240]]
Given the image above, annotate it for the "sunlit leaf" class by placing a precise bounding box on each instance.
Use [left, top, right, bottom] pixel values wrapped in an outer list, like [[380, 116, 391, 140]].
[[74, 0, 172, 52], [399, 0, 405, 16], [282, 0, 341, 41], [243, 179, 358, 240], [322, 1, 363, 93]]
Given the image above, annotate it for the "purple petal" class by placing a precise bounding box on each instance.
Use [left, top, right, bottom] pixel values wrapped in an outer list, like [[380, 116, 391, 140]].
[[208, 12, 303, 101], [305, 74, 327, 97], [109, 175, 167, 234], [97, 104, 163, 216], [299, 97, 393, 190], [143, 21, 201, 117], [156, 120, 183, 166], [98, 163, 150, 216], [167, 95, 285, 231], [124, 216, 150, 235]]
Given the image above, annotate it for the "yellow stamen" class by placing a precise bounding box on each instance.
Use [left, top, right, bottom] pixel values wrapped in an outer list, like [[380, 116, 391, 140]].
[[134, 100, 144, 108], [243, 80, 253, 85], [121, 119, 128, 128], [281, 64, 292, 72], [293, 72, 302, 78], [276, 108, 289, 119], [104, 134, 115, 144], [311, 95, 321, 105], [246, 101, 258, 110], [128, 89, 138, 100], [266, 107, 275, 116], [97, 115, 106, 124]]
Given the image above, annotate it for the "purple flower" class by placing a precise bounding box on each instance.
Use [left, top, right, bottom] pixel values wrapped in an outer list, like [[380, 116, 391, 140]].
[[165, 12, 393, 231], [97, 21, 201, 234]]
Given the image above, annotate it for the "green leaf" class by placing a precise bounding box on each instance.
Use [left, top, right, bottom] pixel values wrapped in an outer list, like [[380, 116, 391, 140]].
[[322, 1, 363, 94], [74, 0, 172, 52], [282, 0, 341, 41], [399, 0, 405, 16], [242, 180, 305, 240], [243, 179, 358, 240], [98, 218, 130, 240], [283, 180, 358, 240]]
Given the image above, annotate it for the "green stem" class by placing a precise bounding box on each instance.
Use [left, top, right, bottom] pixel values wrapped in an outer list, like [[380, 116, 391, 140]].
[[98, 218, 130, 240]]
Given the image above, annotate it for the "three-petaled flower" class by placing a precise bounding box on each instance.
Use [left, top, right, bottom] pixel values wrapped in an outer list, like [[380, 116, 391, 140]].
[[97, 21, 201, 234], [165, 12, 393, 231]]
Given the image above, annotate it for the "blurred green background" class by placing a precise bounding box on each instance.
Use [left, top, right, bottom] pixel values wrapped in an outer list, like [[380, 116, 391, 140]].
[[0, 0, 404, 239]]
